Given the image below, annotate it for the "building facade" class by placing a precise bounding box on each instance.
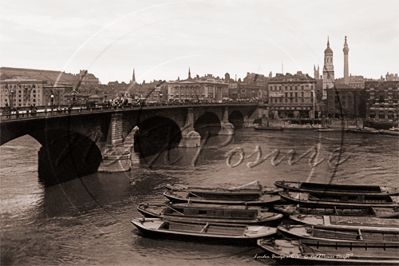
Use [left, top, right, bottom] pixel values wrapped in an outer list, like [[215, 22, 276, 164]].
[[0, 78, 48, 107], [365, 81, 399, 121], [326, 83, 360, 118], [266, 72, 317, 118]]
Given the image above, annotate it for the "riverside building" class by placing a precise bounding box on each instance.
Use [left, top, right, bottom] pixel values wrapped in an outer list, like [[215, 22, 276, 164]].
[[266, 72, 317, 119]]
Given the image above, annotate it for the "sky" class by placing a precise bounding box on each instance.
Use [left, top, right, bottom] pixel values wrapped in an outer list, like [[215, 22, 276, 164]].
[[1, 0, 398, 84]]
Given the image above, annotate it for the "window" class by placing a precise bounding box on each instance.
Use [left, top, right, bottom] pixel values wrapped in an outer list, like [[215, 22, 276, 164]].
[[295, 86, 297, 90], [295, 92, 297, 97], [290, 86, 292, 90], [301, 86, 304, 90], [279, 86, 281, 90]]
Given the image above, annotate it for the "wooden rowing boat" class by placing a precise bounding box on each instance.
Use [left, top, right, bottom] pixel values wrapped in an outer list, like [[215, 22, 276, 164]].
[[163, 190, 281, 206], [164, 180, 282, 198], [273, 204, 399, 218], [279, 191, 399, 208], [277, 224, 399, 243], [257, 238, 399, 264], [289, 214, 399, 231], [137, 203, 283, 225], [254, 125, 282, 131], [275, 180, 399, 195], [131, 218, 277, 244]]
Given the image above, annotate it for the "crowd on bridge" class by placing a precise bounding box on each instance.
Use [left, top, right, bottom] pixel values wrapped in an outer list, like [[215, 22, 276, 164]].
[[2, 104, 37, 118]]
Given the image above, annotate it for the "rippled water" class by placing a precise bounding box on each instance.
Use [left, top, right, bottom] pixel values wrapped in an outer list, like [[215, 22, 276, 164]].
[[1, 129, 398, 265]]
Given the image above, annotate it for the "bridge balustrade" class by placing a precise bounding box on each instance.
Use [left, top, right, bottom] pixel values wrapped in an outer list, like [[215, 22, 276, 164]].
[[0, 101, 259, 121]]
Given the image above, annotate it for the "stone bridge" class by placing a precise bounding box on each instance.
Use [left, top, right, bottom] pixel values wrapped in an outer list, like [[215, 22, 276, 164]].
[[0, 103, 258, 186]]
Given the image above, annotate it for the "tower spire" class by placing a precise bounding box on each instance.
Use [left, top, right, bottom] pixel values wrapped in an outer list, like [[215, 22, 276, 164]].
[[188, 67, 191, 79], [132, 68, 136, 83]]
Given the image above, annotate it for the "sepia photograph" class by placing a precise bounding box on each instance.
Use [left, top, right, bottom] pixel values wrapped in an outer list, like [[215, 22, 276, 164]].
[[1, 0, 398, 265]]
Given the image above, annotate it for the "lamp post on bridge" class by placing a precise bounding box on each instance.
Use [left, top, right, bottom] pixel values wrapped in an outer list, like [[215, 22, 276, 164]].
[[51, 94, 54, 113]]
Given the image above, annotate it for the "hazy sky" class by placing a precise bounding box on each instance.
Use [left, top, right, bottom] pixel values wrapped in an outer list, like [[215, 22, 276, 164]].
[[1, 0, 398, 84]]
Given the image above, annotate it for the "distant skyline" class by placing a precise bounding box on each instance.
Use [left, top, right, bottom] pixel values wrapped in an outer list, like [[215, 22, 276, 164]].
[[1, 0, 398, 84]]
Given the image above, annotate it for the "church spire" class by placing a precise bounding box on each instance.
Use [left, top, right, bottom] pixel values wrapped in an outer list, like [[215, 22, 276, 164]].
[[188, 67, 191, 79], [132, 68, 136, 83]]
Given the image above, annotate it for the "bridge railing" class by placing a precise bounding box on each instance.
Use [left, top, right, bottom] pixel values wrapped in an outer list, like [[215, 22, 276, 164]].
[[0, 101, 259, 121]]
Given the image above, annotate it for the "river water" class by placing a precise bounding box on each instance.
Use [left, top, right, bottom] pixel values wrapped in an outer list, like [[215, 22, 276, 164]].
[[1, 128, 398, 265]]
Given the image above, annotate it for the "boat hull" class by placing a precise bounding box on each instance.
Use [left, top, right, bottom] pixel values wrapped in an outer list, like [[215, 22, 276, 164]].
[[164, 190, 281, 206], [277, 224, 399, 243], [289, 214, 399, 231], [258, 239, 399, 264], [275, 181, 399, 196], [137, 203, 283, 225], [279, 191, 399, 208], [273, 204, 399, 218], [131, 218, 277, 245]]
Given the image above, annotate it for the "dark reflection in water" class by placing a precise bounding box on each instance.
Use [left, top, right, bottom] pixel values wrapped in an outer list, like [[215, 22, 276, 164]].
[[1, 130, 398, 265]]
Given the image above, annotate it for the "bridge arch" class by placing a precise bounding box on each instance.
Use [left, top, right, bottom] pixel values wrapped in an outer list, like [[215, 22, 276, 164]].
[[34, 129, 102, 187], [134, 116, 182, 158], [228, 110, 244, 129], [194, 112, 221, 138]]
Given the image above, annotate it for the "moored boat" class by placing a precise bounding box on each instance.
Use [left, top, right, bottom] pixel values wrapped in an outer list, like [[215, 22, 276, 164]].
[[254, 125, 282, 131], [277, 224, 399, 242], [131, 218, 277, 244], [273, 204, 399, 218], [289, 214, 399, 231], [380, 129, 399, 136], [164, 180, 282, 197], [164, 190, 281, 206], [257, 238, 399, 264], [137, 203, 283, 225], [279, 191, 399, 208], [275, 180, 399, 196]]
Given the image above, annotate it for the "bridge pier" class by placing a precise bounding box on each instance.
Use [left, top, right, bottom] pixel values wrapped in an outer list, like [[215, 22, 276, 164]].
[[98, 113, 132, 172], [179, 108, 200, 148], [219, 107, 234, 135]]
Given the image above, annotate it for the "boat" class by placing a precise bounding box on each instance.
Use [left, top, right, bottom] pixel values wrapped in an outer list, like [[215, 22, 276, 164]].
[[257, 238, 399, 264], [277, 224, 399, 242], [137, 203, 283, 225], [350, 127, 380, 134], [275, 180, 399, 196], [273, 204, 399, 218], [164, 190, 281, 206], [254, 125, 282, 131], [279, 191, 399, 208], [131, 218, 277, 244], [316, 128, 350, 132], [164, 180, 282, 198], [289, 214, 399, 231], [281, 126, 315, 131], [380, 129, 399, 136]]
